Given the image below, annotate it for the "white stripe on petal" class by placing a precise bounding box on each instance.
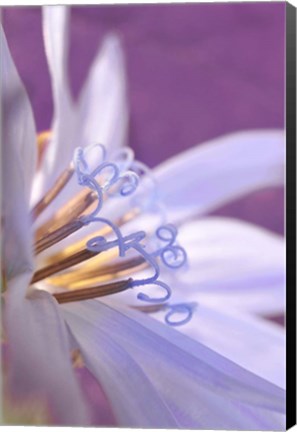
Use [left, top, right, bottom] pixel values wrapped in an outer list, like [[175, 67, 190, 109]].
[[5, 275, 90, 425], [176, 217, 285, 315], [62, 300, 285, 429], [1, 26, 36, 279], [154, 130, 285, 220]]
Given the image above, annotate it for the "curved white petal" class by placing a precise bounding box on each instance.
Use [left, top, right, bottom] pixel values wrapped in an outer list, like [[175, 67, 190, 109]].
[[4, 275, 90, 425], [63, 305, 178, 428], [77, 34, 128, 152], [62, 300, 285, 429], [151, 301, 285, 389], [176, 217, 285, 315], [154, 130, 285, 221], [32, 6, 75, 204], [1, 26, 36, 278]]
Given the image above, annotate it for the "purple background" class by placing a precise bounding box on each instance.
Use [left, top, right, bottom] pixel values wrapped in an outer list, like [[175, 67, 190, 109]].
[[2, 4, 285, 234]]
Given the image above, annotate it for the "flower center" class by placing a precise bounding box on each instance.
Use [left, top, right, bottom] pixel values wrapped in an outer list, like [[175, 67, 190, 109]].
[[30, 136, 195, 326]]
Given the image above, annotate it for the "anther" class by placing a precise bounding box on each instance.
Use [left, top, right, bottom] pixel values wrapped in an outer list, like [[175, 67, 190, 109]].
[[53, 278, 132, 303], [47, 256, 146, 289], [34, 219, 85, 255], [34, 189, 97, 250], [31, 165, 75, 221], [31, 248, 101, 283]]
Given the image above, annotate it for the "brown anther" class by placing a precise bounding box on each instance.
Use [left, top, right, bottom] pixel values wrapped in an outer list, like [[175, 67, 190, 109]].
[[34, 219, 84, 255], [31, 165, 75, 221], [48, 256, 146, 289], [131, 303, 168, 313], [34, 189, 97, 245], [53, 278, 132, 304], [31, 248, 100, 284]]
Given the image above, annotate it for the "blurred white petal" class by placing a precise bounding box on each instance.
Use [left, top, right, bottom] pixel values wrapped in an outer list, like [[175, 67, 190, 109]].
[[151, 301, 285, 389], [62, 304, 178, 427], [32, 6, 75, 202], [176, 217, 285, 315], [5, 275, 90, 425], [1, 26, 36, 278], [77, 34, 128, 152], [62, 300, 285, 429], [155, 130, 285, 221]]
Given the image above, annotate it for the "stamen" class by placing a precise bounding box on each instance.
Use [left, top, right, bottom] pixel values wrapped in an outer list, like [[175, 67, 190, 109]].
[[53, 278, 132, 303], [83, 220, 178, 303], [41, 225, 115, 265], [31, 248, 100, 283], [34, 189, 97, 251], [31, 165, 75, 221], [34, 219, 85, 255], [35, 144, 189, 322], [47, 256, 146, 289], [69, 145, 188, 305]]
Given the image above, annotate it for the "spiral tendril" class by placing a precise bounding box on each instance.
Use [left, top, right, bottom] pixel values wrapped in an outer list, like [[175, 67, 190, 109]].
[[72, 144, 190, 320], [165, 302, 197, 326]]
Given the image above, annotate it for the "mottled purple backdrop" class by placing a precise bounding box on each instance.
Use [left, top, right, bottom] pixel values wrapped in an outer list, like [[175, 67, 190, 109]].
[[3, 3, 285, 234]]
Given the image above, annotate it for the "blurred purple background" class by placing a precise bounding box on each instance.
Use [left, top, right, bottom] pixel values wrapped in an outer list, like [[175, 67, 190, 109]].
[[2, 3, 285, 234]]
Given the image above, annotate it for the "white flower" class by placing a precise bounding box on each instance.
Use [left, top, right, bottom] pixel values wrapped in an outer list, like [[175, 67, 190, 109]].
[[1, 6, 285, 429]]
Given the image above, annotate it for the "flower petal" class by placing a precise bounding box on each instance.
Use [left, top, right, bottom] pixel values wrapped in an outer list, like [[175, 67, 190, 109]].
[[1, 26, 36, 279], [152, 301, 285, 389], [4, 274, 90, 425], [32, 6, 75, 203], [77, 34, 128, 152], [176, 217, 285, 315], [154, 130, 285, 220], [62, 300, 285, 429], [62, 304, 178, 427]]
